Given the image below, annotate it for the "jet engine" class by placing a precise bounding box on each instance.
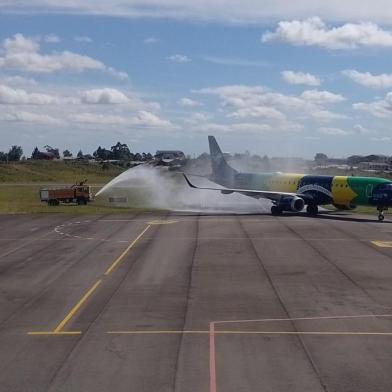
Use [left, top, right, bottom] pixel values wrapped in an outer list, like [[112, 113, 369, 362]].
[[279, 196, 305, 212]]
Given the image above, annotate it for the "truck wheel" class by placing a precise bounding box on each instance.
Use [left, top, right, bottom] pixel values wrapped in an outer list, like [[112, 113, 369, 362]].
[[77, 198, 87, 205]]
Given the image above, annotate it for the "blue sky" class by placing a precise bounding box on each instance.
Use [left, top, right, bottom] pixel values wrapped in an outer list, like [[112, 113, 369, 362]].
[[2, 2, 392, 158]]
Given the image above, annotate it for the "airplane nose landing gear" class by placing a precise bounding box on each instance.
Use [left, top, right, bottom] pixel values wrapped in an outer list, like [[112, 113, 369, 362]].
[[377, 206, 386, 221]]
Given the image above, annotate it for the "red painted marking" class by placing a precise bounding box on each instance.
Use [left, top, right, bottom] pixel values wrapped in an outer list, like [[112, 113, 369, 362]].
[[209, 322, 217, 392]]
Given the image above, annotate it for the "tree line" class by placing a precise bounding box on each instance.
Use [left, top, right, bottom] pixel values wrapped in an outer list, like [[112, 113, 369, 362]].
[[0, 142, 153, 163], [0, 146, 23, 162], [93, 142, 153, 162]]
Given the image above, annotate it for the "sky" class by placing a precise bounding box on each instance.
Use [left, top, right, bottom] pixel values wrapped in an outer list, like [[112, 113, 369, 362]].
[[2, 1, 392, 158]]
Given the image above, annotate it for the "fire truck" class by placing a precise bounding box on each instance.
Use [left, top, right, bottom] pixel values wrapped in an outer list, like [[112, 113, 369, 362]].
[[40, 180, 93, 206]]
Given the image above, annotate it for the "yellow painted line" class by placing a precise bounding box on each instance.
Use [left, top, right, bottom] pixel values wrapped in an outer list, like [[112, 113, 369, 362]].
[[29, 224, 153, 336], [27, 331, 82, 335], [53, 279, 102, 332], [106, 330, 392, 336], [148, 220, 178, 225], [371, 240, 392, 248], [104, 225, 151, 275], [107, 330, 209, 334]]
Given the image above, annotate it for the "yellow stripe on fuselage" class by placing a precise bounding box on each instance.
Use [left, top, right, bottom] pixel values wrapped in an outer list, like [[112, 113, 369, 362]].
[[268, 174, 358, 206], [267, 174, 304, 192], [331, 176, 357, 204]]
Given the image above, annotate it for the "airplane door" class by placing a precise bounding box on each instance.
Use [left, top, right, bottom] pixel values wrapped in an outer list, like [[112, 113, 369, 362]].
[[366, 184, 373, 197]]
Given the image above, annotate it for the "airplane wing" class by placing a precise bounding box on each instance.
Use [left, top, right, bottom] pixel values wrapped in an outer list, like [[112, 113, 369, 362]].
[[183, 173, 298, 201]]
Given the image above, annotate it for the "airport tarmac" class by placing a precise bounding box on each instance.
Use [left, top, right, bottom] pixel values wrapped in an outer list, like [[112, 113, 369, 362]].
[[1, 211, 392, 392]]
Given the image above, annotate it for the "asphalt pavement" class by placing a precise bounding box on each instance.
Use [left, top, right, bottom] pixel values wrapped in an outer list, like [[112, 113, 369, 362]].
[[1, 211, 392, 392]]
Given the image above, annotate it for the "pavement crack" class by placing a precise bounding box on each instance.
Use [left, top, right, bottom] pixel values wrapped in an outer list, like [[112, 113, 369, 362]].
[[0, 215, 107, 330], [279, 218, 383, 308], [237, 217, 330, 392], [45, 212, 162, 391], [173, 213, 200, 392]]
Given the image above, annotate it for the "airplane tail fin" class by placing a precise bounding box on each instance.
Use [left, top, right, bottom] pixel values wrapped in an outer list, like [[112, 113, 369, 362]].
[[208, 136, 238, 187]]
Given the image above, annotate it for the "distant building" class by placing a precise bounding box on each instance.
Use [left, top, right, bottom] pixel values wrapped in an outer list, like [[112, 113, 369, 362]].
[[37, 152, 56, 160], [154, 150, 186, 167], [358, 162, 392, 171]]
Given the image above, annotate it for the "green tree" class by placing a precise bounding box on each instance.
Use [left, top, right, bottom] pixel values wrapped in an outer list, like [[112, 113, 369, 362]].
[[0, 152, 8, 162], [63, 149, 72, 158], [111, 142, 131, 161], [31, 147, 40, 160], [314, 153, 328, 166], [7, 145, 23, 161], [93, 146, 113, 160]]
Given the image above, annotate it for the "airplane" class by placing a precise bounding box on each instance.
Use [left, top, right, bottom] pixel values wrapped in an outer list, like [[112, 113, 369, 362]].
[[183, 136, 392, 221]]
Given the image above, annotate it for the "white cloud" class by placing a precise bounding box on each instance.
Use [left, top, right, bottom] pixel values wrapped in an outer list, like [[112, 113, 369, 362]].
[[0, 111, 65, 125], [353, 124, 373, 134], [71, 113, 126, 125], [195, 85, 266, 108], [184, 112, 212, 124], [5, 1, 392, 24], [178, 97, 202, 107], [194, 120, 304, 135], [74, 36, 92, 43], [130, 110, 174, 128], [80, 88, 130, 104], [318, 127, 351, 135], [202, 55, 269, 67], [262, 17, 392, 49], [0, 34, 104, 73], [3, 34, 39, 53], [195, 84, 345, 123], [0, 75, 37, 87], [0, 34, 126, 79], [143, 37, 159, 44], [343, 69, 392, 89], [227, 106, 286, 121], [107, 67, 129, 80], [167, 54, 191, 63], [43, 34, 60, 43], [0, 84, 159, 114], [311, 110, 347, 121], [282, 70, 321, 86], [353, 93, 392, 118], [301, 89, 345, 104], [196, 122, 273, 134], [0, 84, 60, 105], [69, 109, 174, 129]]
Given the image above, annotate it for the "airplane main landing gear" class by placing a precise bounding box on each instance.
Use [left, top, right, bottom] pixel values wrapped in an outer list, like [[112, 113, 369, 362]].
[[306, 204, 318, 217], [377, 206, 386, 222], [271, 205, 282, 215]]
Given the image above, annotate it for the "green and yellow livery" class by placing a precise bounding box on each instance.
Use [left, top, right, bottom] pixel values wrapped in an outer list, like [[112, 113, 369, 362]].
[[184, 136, 392, 221]]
